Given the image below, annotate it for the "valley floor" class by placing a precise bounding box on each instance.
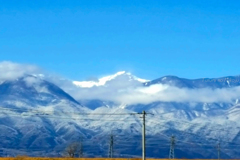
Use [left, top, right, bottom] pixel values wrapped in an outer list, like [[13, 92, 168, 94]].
[[0, 158, 238, 160]]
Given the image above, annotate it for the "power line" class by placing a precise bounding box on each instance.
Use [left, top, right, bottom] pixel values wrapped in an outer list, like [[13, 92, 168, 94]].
[[0, 112, 140, 121], [148, 120, 240, 146], [0, 106, 141, 115], [3, 110, 239, 148], [2, 106, 240, 158]]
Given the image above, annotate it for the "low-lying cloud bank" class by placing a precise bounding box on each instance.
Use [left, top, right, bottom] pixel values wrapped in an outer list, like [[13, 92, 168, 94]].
[[67, 82, 240, 105], [1, 61, 240, 105], [0, 61, 40, 81]]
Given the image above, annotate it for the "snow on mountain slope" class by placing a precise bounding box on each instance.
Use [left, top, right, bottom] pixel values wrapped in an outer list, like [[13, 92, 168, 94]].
[[73, 71, 149, 88], [0, 75, 94, 157], [146, 75, 240, 89], [0, 75, 91, 121], [2, 72, 240, 158], [0, 75, 82, 108]]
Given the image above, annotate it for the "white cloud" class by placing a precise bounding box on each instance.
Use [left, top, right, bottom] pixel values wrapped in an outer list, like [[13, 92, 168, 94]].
[[1, 61, 239, 105], [24, 76, 41, 87], [114, 84, 240, 104], [0, 61, 40, 81], [63, 79, 240, 105]]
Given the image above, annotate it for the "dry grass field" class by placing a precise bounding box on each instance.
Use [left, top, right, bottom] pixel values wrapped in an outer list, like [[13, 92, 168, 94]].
[[0, 158, 233, 160], [0, 158, 144, 160], [0, 158, 143, 160]]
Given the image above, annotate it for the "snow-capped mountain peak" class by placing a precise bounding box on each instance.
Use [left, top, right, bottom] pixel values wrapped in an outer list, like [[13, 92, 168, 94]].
[[73, 71, 149, 88], [3, 71, 240, 158]]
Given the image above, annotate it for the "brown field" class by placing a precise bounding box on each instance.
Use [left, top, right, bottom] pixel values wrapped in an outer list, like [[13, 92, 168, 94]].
[[0, 159, 129, 160], [0, 158, 233, 160]]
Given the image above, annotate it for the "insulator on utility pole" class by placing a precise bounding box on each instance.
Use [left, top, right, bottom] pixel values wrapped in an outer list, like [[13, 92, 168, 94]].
[[108, 133, 114, 158], [169, 135, 175, 159]]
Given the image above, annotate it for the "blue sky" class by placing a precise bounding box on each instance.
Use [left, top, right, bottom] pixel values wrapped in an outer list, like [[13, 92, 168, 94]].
[[0, 0, 239, 80]]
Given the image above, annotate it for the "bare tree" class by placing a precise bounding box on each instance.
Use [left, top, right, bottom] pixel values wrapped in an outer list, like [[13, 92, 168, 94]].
[[65, 143, 78, 158]]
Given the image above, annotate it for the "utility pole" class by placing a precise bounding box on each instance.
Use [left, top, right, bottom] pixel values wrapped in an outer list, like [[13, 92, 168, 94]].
[[142, 111, 146, 160], [79, 136, 83, 158], [217, 142, 220, 160], [108, 133, 114, 158], [169, 135, 175, 159]]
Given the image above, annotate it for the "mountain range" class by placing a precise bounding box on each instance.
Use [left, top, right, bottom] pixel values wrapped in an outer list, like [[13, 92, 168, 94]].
[[1, 71, 240, 158]]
